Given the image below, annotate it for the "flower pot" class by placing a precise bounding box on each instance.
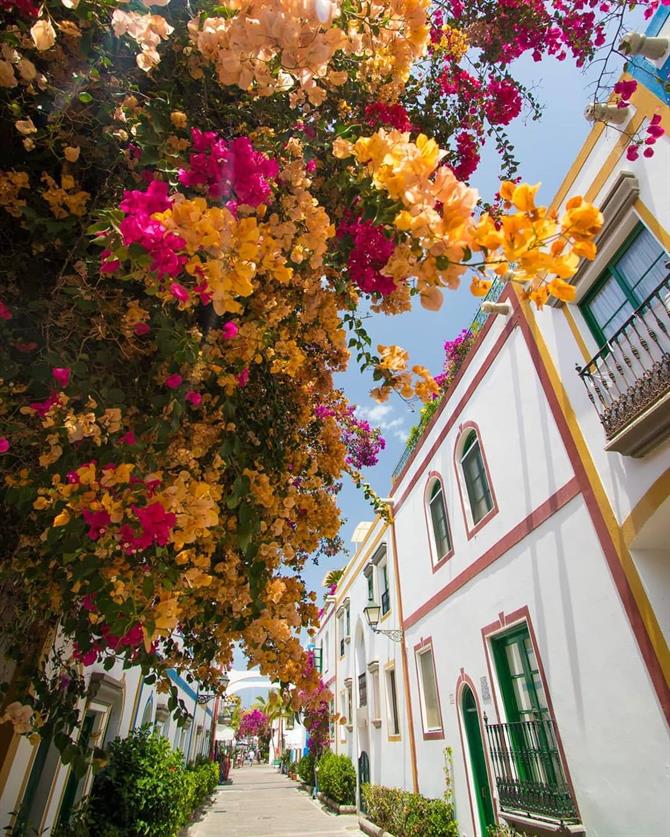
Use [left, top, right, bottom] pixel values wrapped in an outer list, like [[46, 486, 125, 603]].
[[584, 103, 631, 125], [619, 32, 669, 60]]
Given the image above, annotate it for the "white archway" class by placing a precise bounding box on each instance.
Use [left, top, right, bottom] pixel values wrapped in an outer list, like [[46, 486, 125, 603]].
[[225, 669, 278, 695]]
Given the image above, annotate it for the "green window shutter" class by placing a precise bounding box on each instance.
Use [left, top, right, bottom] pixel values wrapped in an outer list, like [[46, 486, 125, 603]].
[[429, 480, 451, 559], [461, 432, 493, 524], [579, 224, 668, 348]]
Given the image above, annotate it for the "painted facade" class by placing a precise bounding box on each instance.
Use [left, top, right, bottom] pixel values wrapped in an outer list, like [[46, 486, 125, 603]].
[[314, 13, 670, 836], [0, 658, 216, 833]]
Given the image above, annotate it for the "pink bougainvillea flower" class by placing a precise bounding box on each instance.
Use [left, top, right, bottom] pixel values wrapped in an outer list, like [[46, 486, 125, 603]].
[[221, 321, 239, 340], [0, 301, 12, 320], [119, 430, 137, 446], [237, 367, 249, 388], [14, 342, 38, 353], [305, 159, 317, 173], [185, 390, 202, 407], [73, 645, 98, 666], [170, 282, 189, 303], [0, 438, 9, 454], [100, 258, 121, 274], [133, 322, 151, 336], [165, 373, 182, 390], [121, 502, 176, 552], [29, 393, 59, 417], [82, 508, 111, 540], [52, 367, 71, 388]]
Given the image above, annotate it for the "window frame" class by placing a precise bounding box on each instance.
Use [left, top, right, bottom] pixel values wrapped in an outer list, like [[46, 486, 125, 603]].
[[379, 560, 391, 616], [579, 223, 668, 348], [455, 423, 498, 538], [424, 472, 454, 570], [385, 665, 401, 739], [414, 639, 444, 740]]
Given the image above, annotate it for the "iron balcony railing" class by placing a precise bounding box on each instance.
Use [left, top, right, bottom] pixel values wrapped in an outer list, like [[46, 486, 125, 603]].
[[381, 589, 390, 616], [358, 673, 367, 708], [577, 274, 670, 441], [484, 714, 579, 823]]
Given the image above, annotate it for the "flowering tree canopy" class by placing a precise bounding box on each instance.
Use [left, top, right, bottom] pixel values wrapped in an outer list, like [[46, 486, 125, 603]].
[[0, 0, 657, 772], [237, 708, 270, 740]]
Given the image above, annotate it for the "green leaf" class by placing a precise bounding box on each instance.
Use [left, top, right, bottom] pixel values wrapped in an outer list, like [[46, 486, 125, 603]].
[[78, 92, 93, 104]]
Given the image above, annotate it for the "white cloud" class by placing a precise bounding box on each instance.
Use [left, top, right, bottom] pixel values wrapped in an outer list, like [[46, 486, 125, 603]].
[[355, 403, 408, 443]]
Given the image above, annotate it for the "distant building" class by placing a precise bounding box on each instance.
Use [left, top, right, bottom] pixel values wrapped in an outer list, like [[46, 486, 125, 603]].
[[314, 10, 670, 835]]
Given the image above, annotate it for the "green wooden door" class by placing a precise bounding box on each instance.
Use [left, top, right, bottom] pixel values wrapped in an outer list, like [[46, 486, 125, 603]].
[[462, 685, 495, 835]]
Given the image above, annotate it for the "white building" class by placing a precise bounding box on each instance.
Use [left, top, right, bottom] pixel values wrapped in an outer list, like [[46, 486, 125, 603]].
[[314, 11, 670, 835], [0, 659, 217, 833]]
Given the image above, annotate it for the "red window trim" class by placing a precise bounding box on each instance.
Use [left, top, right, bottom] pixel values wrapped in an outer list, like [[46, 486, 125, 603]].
[[413, 636, 445, 740], [453, 420, 499, 539], [480, 606, 581, 821]]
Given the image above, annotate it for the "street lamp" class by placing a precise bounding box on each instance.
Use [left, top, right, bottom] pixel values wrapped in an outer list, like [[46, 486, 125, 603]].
[[197, 670, 231, 704], [363, 603, 404, 643]]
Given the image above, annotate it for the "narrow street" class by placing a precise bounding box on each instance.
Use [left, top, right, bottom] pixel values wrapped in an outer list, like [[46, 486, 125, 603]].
[[185, 764, 365, 837]]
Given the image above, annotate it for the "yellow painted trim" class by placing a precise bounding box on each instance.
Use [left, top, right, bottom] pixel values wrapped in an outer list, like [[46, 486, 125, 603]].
[[517, 291, 670, 686], [389, 519, 419, 793], [621, 467, 670, 549], [550, 73, 670, 214], [562, 305, 592, 365], [380, 609, 392, 624], [550, 122, 606, 212], [334, 525, 388, 604], [387, 734, 402, 742], [584, 113, 646, 204], [634, 199, 670, 251]]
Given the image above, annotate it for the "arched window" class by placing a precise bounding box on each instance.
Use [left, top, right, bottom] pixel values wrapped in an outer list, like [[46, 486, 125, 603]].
[[428, 478, 451, 561], [460, 431, 493, 524]]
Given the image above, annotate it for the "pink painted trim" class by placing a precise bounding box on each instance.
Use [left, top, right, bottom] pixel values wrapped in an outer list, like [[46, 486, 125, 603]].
[[455, 670, 499, 835], [403, 478, 580, 630], [391, 286, 517, 510], [480, 607, 581, 820], [413, 636, 445, 740], [423, 471, 455, 572], [514, 296, 670, 726], [453, 420, 500, 540]]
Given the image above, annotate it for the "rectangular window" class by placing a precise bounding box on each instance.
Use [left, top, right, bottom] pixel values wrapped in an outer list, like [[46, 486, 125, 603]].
[[323, 632, 329, 673], [429, 482, 452, 559], [492, 625, 548, 722], [346, 684, 352, 724], [417, 646, 442, 732], [580, 225, 668, 345], [338, 614, 345, 657], [380, 562, 390, 615], [358, 673, 367, 708], [366, 571, 374, 602], [345, 603, 350, 637], [386, 668, 400, 736], [329, 699, 335, 742], [339, 692, 346, 741], [371, 669, 380, 720]]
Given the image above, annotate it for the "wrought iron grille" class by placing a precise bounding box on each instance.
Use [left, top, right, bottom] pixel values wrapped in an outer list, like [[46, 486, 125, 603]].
[[484, 715, 579, 823], [358, 673, 367, 707], [381, 589, 390, 616], [577, 275, 670, 441]]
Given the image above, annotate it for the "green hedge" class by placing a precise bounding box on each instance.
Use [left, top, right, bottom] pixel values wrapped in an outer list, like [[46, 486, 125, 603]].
[[316, 752, 355, 805], [56, 727, 218, 837], [296, 752, 315, 785], [361, 784, 458, 837]]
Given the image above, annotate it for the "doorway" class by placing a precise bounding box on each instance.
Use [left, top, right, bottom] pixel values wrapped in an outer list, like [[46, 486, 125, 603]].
[[461, 685, 495, 835]]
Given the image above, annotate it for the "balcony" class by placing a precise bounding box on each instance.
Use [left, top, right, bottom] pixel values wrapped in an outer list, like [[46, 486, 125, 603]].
[[381, 589, 390, 616], [577, 275, 670, 457], [484, 715, 579, 825]]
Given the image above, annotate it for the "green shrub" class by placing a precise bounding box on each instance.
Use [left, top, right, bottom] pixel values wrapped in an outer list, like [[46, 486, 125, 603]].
[[316, 752, 355, 806], [296, 752, 315, 785], [87, 727, 189, 837], [186, 761, 218, 809], [362, 783, 458, 837]]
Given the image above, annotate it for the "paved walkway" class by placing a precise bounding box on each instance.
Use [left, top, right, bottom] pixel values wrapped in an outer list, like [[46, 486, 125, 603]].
[[185, 765, 365, 837]]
